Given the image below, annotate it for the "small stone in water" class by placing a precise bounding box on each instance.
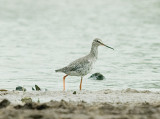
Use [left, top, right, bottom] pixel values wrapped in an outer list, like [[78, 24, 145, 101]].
[[73, 91, 76, 94], [16, 86, 26, 91], [32, 87, 35, 91], [35, 85, 41, 91], [89, 73, 105, 80]]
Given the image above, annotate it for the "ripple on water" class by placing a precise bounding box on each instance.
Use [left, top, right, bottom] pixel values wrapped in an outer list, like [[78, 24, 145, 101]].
[[0, 0, 160, 91]]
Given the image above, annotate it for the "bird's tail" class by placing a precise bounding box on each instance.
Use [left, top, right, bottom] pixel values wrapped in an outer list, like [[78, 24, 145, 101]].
[[55, 69, 62, 72]]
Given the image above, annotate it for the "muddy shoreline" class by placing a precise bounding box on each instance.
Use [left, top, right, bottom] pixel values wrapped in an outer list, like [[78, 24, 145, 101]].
[[1, 99, 160, 119], [0, 89, 160, 119]]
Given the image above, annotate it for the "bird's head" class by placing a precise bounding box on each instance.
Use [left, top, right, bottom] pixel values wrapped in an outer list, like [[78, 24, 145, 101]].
[[93, 38, 114, 50]]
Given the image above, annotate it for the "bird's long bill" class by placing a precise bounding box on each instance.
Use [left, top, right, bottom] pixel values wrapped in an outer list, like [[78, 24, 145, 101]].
[[101, 43, 114, 50]]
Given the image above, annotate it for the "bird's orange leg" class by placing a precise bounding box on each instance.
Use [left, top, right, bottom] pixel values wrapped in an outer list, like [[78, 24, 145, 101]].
[[63, 75, 68, 91], [80, 77, 83, 90]]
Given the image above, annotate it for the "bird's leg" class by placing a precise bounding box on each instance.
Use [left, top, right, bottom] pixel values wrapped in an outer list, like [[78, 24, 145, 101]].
[[80, 76, 83, 90], [63, 75, 68, 91]]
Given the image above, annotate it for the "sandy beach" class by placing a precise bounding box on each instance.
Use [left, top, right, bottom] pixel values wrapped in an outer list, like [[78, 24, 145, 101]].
[[1, 89, 160, 119]]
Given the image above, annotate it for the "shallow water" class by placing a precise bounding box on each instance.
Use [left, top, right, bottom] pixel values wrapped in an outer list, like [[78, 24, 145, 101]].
[[0, 0, 160, 91]]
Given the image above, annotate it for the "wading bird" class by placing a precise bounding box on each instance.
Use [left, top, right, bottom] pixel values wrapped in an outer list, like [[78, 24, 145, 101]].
[[55, 38, 114, 91]]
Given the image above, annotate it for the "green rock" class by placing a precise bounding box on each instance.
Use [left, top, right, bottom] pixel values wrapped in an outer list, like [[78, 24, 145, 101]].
[[16, 86, 26, 91], [73, 91, 76, 94], [32, 87, 35, 91], [35, 85, 41, 91], [89, 73, 105, 80]]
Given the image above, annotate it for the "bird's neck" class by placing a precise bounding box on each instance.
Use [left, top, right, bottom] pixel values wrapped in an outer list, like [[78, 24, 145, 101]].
[[89, 43, 98, 59]]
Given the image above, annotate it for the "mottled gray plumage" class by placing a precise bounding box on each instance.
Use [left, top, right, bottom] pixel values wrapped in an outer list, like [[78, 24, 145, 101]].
[[55, 38, 114, 77], [55, 38, 114, 90]]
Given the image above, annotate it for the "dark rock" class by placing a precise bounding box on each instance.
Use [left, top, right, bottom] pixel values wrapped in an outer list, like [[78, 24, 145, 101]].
[[36, 104, 49, 110], [0, 99, 10, 109], [16, 86, 26, 91], [32, 87, 35, 90], [73, 91, 76, 94], [35, 85, 41, 91], [89, 73, 105, 80]]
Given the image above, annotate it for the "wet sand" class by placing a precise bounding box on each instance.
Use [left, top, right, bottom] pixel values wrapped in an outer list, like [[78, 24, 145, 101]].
[[0, 89, 160, 119]]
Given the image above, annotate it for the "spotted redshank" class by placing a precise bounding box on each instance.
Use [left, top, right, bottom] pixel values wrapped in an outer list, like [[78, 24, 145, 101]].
[[55, 38, 114, 91]]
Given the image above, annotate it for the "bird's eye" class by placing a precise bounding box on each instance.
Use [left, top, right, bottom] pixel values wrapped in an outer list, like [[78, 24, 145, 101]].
[[94, 39, 101, 43], [97, 40, 100, 43]]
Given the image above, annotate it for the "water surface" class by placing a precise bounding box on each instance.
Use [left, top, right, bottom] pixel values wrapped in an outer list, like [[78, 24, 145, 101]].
[[0, 0, 160, 91]]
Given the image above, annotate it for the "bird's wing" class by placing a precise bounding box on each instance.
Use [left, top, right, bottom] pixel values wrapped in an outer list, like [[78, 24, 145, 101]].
[[56, 55, 91, 73], [67, 59, 90, 72]]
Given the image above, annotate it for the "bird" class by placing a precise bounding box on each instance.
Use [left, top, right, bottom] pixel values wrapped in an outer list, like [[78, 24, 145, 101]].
[[55, 38, 114, 91]]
